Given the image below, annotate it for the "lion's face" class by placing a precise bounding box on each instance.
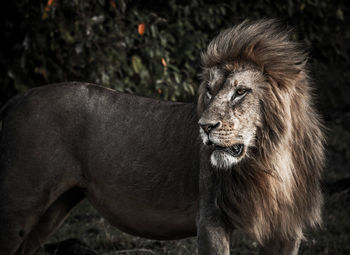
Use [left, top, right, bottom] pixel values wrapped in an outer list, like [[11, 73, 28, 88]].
[[198, 66, 264, 169]]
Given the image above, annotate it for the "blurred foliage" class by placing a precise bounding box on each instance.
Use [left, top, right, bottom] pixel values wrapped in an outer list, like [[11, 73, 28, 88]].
[[0, 0, 350, 159]]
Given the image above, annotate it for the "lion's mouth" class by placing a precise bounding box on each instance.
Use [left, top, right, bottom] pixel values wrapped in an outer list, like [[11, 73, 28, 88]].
[[214, 144, 244, 157]]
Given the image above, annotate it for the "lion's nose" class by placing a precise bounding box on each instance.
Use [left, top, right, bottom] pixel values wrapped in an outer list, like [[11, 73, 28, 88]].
[[198, 121, 221, 134]]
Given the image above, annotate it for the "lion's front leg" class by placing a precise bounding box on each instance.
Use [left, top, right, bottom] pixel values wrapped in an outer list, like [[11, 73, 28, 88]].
[[197, 155, 232, 255], [197, 210, 231, 255]]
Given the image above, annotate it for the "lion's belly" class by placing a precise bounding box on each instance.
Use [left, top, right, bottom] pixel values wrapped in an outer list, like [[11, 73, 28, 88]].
[[85, 182, 198, 240]]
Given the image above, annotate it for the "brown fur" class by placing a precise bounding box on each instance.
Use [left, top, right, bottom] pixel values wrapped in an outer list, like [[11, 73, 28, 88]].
[[198, 19, 325, 245]]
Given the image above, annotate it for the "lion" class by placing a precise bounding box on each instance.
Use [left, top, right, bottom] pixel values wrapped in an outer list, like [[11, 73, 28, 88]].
[[0, 19, 324, 255]]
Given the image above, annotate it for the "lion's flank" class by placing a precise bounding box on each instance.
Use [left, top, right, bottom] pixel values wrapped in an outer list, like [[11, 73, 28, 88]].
[[200, 19, 325, 245]]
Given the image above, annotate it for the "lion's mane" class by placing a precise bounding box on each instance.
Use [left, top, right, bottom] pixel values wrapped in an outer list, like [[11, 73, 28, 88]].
[[198, 20, 325, 244]]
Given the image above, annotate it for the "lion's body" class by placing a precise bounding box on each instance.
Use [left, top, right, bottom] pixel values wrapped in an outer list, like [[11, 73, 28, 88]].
[[0, 20, 324, 255], [0, 83, 199, 254]]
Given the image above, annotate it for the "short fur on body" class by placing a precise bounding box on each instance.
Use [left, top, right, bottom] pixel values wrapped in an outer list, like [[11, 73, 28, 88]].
[[197, 19, 325, 250]]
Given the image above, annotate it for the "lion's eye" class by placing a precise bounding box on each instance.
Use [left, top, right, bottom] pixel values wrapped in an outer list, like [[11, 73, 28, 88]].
[[206, 85, 212, 99], [232, 87, 250, 103], [206, 91, 212, 100], [236, 88, 247, 96]]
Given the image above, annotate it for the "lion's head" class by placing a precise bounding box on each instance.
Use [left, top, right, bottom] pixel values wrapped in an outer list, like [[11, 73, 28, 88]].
[[197, 20, 325, 244], [197, 19, 323, 170], [198, 65, 263, 168]]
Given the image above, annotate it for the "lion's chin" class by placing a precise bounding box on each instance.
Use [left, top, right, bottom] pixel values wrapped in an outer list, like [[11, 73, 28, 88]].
[[210, 149, 244, 169]]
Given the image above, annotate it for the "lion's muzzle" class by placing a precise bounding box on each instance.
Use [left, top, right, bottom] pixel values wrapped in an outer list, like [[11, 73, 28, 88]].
[[198, 118, 247, 168]]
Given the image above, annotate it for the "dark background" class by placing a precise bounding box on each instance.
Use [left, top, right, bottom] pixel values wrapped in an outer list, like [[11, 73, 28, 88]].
[[0, 0, 349, 254]]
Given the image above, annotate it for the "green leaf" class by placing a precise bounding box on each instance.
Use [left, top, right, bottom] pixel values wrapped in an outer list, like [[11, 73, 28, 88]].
[[131, 55, 143, 74]]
